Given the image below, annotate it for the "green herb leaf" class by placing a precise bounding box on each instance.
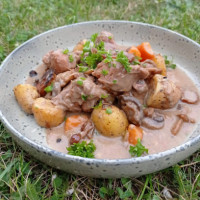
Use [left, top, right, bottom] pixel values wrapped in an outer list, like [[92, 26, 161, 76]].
[[69, 55, 74, 63], [113, 80, 117, 84], [116, 51, 132, 72], [80, 77, 86, 80], [94, 100, 102, 109], [129, 139, 148, 157], [164, 55, 176, 69], [78, 66, 88, 72], [106, 108, 112, 114], [97, 41, 105, 51], [101, 94, 108, 99], [63, 48, 69, 54], [108, 36, 112, 39], [77, 80, 83, 86], [84, 52, 103, 69], [104, 52, 113, 63], [67, 140, 96, 158], [91, 33, 98, 44], [82, 40, 91, 55], [101, 69, 108, 76], [81, 94, 88, 101], [44, 83, 53, 93]]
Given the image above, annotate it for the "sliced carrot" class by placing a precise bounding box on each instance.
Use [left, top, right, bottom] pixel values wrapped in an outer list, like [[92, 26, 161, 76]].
[[137, 42, 155, 61], [65, 115, 88, 131], [128, 46, 141, 58], [128, 124, 143, 145]]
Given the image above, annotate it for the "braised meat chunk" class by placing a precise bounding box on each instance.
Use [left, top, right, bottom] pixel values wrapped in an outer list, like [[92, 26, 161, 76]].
[[43, 49, 81, 74], [52, 76, 110, 112]]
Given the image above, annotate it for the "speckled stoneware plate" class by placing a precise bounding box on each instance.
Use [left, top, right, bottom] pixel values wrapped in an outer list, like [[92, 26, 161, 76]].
[[0, 21, 200, 178]]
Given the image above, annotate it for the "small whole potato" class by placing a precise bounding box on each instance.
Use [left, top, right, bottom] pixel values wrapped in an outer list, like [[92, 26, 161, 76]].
[[91, 105, 128, 137], [32, 97, 65, 128], [146, 74, 181, 109], [14, 84, 40, 114], [73, 39, 87, 52]]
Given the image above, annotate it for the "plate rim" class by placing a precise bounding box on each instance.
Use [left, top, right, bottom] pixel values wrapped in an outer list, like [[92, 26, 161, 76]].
[[1, 20, 200, 165]]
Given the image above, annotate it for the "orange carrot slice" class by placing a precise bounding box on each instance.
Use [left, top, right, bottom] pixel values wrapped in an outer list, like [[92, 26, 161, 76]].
[[128, 124, 143, 145], [137, 42, 155, 61]]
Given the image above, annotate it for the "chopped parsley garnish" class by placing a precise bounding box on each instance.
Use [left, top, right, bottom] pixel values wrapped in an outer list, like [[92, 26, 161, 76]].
[[112, 63, 116, 68], [44, 83, 53, 93], [77, 80, 83, 86], [78, 66, 88, 72], [94, 100, 103, 109], [84, 52, 103, 69], [67, 140, 96, 158], [101, 94, 108, 99], [106, 108, 112, 114], [129, 139, 148, 157], [63, 48, 69, 54], [104, 52, 113, 63], [113, 80, 117, 84], [132, 60, 140, 65], [164, 55, 176, 69], [116, 51, 132, 72], [97, 41, 105, 51], [82, 40, 91, 55], [69, 55, 74, 63], [108, 36, 112, 39], [101, 69, 108, 76], [91, 33, 98, 44], [80, 77, 86, 80], [81, 94, 88, 101]]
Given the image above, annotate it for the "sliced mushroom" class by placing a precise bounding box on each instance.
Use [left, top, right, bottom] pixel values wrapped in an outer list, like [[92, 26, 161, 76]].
[[171, 118, 183, 135], [143, 107, 154, 118], [36, 69, 56, 96], [141, 114, 164, 130], [181, 90, 199, 104], [177, 114, 195, 123]]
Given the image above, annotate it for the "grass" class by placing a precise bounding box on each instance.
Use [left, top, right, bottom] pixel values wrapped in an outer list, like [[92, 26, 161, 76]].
[[0, 0, 200, 199]]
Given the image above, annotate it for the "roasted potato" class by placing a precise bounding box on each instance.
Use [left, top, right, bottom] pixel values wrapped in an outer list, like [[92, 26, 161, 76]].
[[91, 105, 128, 137], [32, 97, 65, 128], [146, 74, 181, 109], [73, 39, 87, 52], [152, 54, 167, 76], [14, 84, 40, 114]]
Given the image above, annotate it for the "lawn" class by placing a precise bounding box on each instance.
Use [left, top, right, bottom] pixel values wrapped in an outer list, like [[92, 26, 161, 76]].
[[0, 0, 200, 199]]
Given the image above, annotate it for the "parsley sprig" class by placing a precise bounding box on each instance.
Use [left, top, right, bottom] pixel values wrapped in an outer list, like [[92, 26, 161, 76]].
[[116, 51, 132, 72], [67, 141, 96, 158], [129, 139, 148, 157], [164, 55, 176, 69]]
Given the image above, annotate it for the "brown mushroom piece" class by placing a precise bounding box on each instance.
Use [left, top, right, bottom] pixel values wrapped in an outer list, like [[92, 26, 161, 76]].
[[141, 114, 165, 130], [171, 118, 183, 136], [181, 90, 199, 104], [36, 69, 56, 96]]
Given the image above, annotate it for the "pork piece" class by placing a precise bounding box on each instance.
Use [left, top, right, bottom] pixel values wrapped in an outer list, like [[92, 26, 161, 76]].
[[141, 59, 162, 77], [43, 49, 81, 74], [95, 31, 116, 50], [52, 76, 110, 112], [92, 60, 149, 93], [181, 90, 199, 104], [52, 70, 80, 97], [119, 91, 143, 125]]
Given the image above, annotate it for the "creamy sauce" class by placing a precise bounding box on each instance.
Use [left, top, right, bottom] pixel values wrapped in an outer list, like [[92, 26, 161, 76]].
[[45, 67, 200, 159]]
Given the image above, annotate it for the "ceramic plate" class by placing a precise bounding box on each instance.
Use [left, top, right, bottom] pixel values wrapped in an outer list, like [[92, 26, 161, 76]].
[[0, 21, 200, 178]]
